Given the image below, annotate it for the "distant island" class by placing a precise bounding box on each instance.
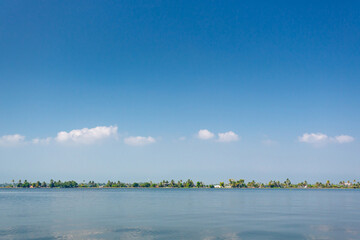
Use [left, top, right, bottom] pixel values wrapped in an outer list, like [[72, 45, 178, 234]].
[[1, 179, 359, 189]]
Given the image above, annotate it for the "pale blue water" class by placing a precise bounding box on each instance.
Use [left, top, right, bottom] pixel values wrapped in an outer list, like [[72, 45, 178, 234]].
[[0, 188, 359, 240]]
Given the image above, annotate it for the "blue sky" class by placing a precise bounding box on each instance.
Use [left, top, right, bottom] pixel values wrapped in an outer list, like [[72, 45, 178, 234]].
[[0, 1, 359, 183]]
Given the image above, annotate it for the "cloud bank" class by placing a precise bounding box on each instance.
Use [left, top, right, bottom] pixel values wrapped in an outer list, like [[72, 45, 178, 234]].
[[0, 128, 354, 148], [55, 126, 118, 144], [299, 133, 354, 145], [124, 136, 156, 146]]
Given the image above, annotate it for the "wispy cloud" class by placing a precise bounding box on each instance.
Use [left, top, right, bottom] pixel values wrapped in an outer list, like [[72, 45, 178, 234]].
[[197, 129, 214, 140], [334, 135, 354, 143], [299, 133, 328, 144], [218, 131, 239, 142], [124, 136, 156, 146], [262, 139, 278, 146], [0, 134, 25, 146], [55, 126, 118, 144], [299, 133, 354, 145], [32, 137, 52, 144]]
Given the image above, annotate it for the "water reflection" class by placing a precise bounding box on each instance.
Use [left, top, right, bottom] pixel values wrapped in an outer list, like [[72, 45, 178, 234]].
[[1, 225, 360, 240], [0, 189, 359, 240]]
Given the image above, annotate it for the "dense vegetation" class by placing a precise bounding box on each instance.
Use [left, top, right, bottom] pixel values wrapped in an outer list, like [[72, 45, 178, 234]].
[[1, 178, 360, 189]]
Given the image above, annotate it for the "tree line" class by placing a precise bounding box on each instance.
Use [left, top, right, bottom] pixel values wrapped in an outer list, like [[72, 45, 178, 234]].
[[1, 178, 360, 189]]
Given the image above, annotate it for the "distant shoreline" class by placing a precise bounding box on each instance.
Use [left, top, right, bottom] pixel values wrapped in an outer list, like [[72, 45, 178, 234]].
[[1, 187, 359, 190], [1, 179, 359, 189]]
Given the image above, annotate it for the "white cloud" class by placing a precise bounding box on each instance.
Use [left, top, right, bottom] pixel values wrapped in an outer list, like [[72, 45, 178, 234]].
[[197, 129, 214, 140], [298, 133, 328, 144], [55, 126, 118, 144], [299, 133, 354, 145], [333, 135, 354, 143], [0, 134, 25, 146], [32, 137, 52, 144], [124, 136, 156, 146], [178, 136, 186, 141], [218, 131, 239, 142]]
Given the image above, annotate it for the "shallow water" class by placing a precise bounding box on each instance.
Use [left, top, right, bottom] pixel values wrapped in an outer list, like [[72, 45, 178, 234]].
[[0, 188, 359, 239]]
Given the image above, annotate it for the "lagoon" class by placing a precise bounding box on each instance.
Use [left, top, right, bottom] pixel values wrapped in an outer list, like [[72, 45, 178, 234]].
[[0, 188, 359, 239]]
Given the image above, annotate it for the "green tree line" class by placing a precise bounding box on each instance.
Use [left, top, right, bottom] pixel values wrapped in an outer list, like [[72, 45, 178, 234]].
[[2, 178, 360, 189]]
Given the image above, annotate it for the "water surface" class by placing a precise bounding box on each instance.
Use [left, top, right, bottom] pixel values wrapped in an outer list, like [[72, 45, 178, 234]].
[[0, 188, 359, 239]]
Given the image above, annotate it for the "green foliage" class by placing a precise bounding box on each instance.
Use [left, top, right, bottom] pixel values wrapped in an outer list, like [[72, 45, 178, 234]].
[[229, 179, 246, 188], [268, 180, 281, 188], [185, 179, 194, 188], [140, 182, 151, 187], [49, 179, 55, 188], [247, 180, 259, 188], [3, 178, 360, 189], [170, 179, 177, 188], [23, 180, 30, 188], [284, 178, 292, 188]]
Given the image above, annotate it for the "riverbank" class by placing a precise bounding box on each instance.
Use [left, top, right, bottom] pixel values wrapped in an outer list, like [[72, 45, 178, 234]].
[[1, 178, 359, 189]]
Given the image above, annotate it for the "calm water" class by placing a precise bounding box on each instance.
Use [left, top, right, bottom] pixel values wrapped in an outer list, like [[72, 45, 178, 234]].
[[0, 188, 359, 240]]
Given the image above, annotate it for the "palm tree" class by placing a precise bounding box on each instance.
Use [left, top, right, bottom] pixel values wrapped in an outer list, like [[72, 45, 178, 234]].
[[326, 180, 330, 187]]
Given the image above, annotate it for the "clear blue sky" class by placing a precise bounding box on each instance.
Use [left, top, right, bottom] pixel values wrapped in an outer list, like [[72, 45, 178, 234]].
[[0, 1, 359, 183]]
